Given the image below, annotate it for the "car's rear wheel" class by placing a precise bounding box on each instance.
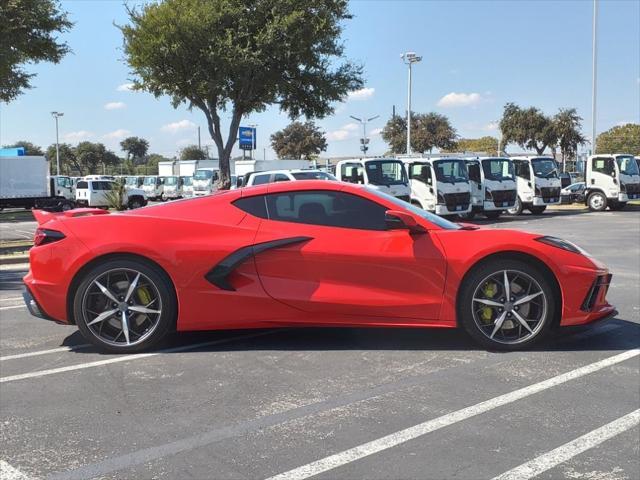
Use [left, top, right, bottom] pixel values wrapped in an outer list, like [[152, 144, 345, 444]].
[[459, 259, 556, 350], [73, 258, 176, 353], [459, 211, 476, 220], [128, 197, 144, 209]]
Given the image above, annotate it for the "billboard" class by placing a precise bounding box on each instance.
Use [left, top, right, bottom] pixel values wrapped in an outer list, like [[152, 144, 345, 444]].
[[238, 127, 256, 150]]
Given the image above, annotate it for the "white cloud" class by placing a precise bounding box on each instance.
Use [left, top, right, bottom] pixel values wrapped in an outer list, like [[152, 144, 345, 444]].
[[161, 119, 197, 134], [103, 129, 131, 140], [63, 130, 94, 142], [369, 128, 383, 137], [104, 101, 126, 110], [117, 83, 135, 92], [484, 121, 499, 131], [437, 92, 483, 108], [326, 122, 360, 142], [347, 87, 375, 101]]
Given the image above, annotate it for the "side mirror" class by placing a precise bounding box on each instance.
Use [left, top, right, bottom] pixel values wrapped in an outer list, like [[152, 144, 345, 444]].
[[385, 210, 426, 234], [427, 177, 432, 185]]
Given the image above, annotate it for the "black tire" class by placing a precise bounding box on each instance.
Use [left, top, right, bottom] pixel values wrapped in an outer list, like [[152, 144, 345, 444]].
[[73, 257, 176, 353], [128, 197, 143, 209], [484, 211, 501, 220], [459, 211, 476, 220], [587, 191, 607, 212], [507, 197, 523, 215], [609, 201, 626, 211], [458, 258, 557, 351], [529, 206, 547, 215]]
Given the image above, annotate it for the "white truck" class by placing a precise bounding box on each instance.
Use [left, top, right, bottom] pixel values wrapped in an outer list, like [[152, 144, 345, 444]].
[[158, 160, 177, 177], [402, 157, 472, 217], [162, 175, 183, 200], [508, 156, 562, 215], [584, 153, 640, 211], [462, 157, 517, 219], [335, 158, 410, 202], [75, 179, 147, 209], [234, 159, 310, 178], [142, 175, 164, 200], [0, 155, 75, 211], [191, 160, 221, 196], [243, 169, 336, 187]]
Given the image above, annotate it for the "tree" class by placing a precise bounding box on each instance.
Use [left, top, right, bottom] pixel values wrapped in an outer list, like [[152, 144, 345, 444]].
[[270, 121, 327, 160], [554, 108, 586, 162], [446, 136, 498, 155], [0, 0, 73, 102], [46, 143, 82, 175], [119, 136, 149, 164], [499, 103, 557, 155], [595, 124, 640, 156], [179, 145, 207, 161], [121, 0, 363, 188], [381, 112, 457, 154], [74, 142, 120, 174], [2, 140, 44, 155]]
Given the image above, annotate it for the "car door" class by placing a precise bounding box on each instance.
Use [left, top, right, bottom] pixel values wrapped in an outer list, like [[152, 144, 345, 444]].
[[408, 162, 433, 208], [590, 157, 616, 195], [250, 189, 447, 322]]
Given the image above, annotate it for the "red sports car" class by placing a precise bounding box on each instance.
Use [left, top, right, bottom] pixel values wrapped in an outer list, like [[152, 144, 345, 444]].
[[23, 181, 616, 353]]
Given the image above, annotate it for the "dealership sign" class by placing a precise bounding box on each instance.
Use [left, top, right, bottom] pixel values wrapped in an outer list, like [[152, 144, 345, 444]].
[[238, 126, 256, 150]]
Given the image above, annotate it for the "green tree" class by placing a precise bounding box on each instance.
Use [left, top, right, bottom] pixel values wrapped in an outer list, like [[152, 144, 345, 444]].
[[119, 136, 149, 164], [381, 112, 457, 154], [595, 124, 640, 156], [120, 0, 363, 188], [179, 145, 207, 161], [74, 142, 120, 174], [499, 103, 557, 155], [0, 0, 73, 102], [46, 143, 82, 175], [2, 140, 44, 155], [270, 121, 327, 160], [446, 136, 498, 155], [554, 108, 586, 162]]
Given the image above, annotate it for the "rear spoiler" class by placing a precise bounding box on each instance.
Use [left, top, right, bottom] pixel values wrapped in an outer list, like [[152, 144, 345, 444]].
[[33, 208, 109, 225]]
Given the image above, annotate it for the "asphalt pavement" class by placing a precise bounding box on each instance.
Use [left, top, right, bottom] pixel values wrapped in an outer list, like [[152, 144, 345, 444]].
[[0, 208, 638, 480]]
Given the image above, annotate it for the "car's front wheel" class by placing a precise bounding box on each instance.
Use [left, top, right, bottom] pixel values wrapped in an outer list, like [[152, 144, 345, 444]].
[[507, 197, 523, 215], [458, 259, 556, 350], [73, 257, 176, 353], [587, 191, 607, 212]]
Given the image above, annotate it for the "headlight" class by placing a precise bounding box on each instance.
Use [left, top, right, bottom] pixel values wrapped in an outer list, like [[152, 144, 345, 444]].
[[485, 188, 493, 200], [437, 192, 445, 204], [535, 236, 590, 256]]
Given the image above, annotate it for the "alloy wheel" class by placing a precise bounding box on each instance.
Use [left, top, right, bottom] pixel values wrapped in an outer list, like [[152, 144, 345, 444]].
[[471, 269, 547, 345], [81, 268, 163, 347]]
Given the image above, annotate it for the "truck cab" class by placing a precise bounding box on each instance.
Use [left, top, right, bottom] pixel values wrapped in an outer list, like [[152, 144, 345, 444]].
[[463, 157, 517, 219], [162, 175, 183, 200], [124, 176, 144, 188], [335, 158, 410, 202], [49, 176, 74, 200], [142, 175, 164, 200], [403, 157, 471, 217], [192, 168, 219, 196], [509, 156, 562, 215], [181, 176, 193, 198], [585, 154, 640, 211]]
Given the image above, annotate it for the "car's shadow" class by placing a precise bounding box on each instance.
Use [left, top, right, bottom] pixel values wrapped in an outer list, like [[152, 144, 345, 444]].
[[63, 317, 640, 356]]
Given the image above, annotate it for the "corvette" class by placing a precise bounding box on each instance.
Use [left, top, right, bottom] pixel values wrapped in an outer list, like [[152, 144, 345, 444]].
[[23, 180, 616, 353]]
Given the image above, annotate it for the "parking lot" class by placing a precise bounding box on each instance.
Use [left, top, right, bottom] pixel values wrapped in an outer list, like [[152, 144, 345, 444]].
[[1, 208, 639, 480]]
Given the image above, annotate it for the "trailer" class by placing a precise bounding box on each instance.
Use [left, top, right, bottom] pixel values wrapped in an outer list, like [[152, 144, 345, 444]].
[[158, 160, 177, 176], [0, 156, 75, 211]]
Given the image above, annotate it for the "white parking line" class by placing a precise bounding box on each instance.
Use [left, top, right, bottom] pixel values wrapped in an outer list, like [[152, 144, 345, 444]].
[[0, 296, 24, 303], [0, 460, 31, 480], [265, 349, 640, 480], [0, 305, 24, 311], [0, 344, 92, 361], [0, 330, 277, 383], [491, 409, 640, 480]]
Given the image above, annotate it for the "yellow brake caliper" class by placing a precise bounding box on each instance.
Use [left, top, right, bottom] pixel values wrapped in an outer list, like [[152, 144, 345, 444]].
[[136, 286, 152, 306], [480, 282, 498, 324]]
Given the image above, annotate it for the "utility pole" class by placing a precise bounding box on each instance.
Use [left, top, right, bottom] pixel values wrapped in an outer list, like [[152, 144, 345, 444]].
[[350, 115, 379, 157], [197, 126, 201, 150], [591, 0, 598, 154], [51, 111, 64, 174], [401, 52, 422, 155]]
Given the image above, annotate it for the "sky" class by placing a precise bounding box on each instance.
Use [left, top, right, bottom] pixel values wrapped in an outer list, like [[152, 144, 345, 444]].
[[1, 0, 639, 160]]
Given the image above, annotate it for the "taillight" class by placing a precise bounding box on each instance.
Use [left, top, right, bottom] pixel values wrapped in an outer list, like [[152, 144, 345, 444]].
[[34, 228, 65, 246]]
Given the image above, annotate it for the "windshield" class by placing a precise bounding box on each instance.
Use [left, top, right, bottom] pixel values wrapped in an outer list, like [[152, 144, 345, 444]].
[[433, 160, 469, 183], [143, 177, 157, 185], [165, 176, 178, 186], [181, 176, 192, 186], [125, 177, 138, 186], [365, 187, 461, 230], [365, 160, 407, 186], [481, 159, 515, 181], [616, 155, 639, 175], [291, 171, 337, 181], [531, 158, 558, 178], [194, 170, 218, 181]]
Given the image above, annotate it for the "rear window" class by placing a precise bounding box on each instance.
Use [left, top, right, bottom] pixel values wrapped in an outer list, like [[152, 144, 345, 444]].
[[76, 181, 88, 189], [233, 196, 268, 218]]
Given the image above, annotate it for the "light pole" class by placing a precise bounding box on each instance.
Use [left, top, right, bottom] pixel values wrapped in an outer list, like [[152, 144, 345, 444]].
[[591, 0, 598, 154], [400, 52, 422, 155], [350, 115, 379, 157], [51, 111, 63, 175]]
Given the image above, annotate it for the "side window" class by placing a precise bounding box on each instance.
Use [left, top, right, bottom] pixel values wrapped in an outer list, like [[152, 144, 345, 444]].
[[77, 181, 88, 189], [273, 173, 290, 182], [265, 191, 387, 231], [468, 163, 481, 183], [515, 161, 530, 180], [252, 174, 271, 185], [409, 164, 431, 184], [233, 196, 268, 218], [592, 158, 614, 175], [340, 164, 364, 184]]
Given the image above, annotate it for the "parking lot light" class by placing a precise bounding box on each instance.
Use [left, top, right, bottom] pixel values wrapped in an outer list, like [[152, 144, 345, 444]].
[[400, 52, 422, 155]]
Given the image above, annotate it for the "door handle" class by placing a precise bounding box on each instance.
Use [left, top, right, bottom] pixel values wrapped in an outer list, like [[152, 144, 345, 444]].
[[590, 179, 595, 185]]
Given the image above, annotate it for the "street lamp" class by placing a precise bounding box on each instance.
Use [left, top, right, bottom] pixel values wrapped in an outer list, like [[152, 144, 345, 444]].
[[591, 0, 598, 154], [350, 115, 379, 157], [51, 111, 64, 175], [400, 52, 422, 155]]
